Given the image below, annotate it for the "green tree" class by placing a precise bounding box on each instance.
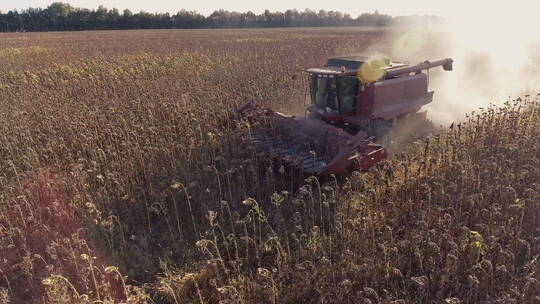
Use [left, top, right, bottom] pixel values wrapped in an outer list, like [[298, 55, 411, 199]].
[[47, 2, 73, 18]]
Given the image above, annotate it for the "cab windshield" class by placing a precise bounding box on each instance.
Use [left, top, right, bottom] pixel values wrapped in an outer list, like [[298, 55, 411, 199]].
[[310, 75, 358, 114]]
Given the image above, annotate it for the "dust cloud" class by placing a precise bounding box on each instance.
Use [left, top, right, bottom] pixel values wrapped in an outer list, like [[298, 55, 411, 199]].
[[391, 2, 540, 126], [282, 2, 540, 127]]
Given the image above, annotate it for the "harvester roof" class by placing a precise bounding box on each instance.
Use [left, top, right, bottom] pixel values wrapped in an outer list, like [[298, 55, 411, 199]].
[[306, 55, 409, 76], [325, 56, 369, 69]]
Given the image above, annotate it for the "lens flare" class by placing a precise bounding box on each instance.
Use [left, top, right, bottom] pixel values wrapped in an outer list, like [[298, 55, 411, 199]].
[[358, 55, 390, 82]]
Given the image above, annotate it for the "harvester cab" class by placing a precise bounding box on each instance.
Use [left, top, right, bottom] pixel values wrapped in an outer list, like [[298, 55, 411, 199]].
[[238, 56, 453, 176], [306, 56, 453, 133], [307, 56, 403, 115]]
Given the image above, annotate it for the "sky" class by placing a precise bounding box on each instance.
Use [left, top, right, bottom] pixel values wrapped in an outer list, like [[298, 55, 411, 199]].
[[2, 0, 536, 17]]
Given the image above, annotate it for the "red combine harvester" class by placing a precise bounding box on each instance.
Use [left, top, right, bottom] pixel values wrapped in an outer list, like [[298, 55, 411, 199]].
[[238, 56, 453, 175]]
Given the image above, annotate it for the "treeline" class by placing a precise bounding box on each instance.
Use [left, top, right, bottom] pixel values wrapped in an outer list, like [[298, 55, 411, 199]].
[[0, 2, 404, 32]]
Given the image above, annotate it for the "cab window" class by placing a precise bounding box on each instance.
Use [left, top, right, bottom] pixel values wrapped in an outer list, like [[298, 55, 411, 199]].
[[337, 77, 358, 114], [310, 76, 338, 112]]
